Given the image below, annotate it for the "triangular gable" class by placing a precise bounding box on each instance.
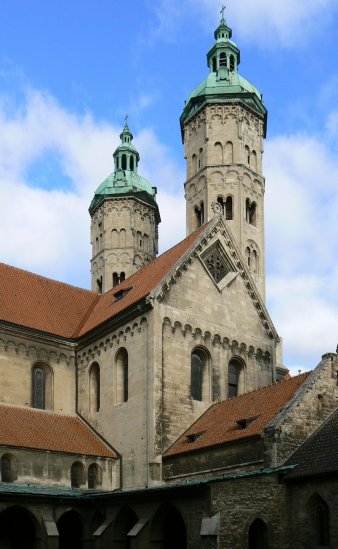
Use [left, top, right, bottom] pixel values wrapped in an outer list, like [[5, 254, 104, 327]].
[[150, 215, 279, 340]]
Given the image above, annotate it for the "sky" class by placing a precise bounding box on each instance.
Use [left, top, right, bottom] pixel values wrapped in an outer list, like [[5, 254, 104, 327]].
[[0, 0, 338, 373]]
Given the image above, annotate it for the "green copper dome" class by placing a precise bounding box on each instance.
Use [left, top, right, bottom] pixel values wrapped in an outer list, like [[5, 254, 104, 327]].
[[180, 12, 267, 137], [89, 120, 157, 214]]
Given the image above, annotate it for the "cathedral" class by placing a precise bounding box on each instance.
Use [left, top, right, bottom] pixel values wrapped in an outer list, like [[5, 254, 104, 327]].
[[0, 12, 338, 549]]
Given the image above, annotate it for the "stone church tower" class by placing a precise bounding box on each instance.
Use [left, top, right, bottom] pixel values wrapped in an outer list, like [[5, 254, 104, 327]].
[[181, 13, 267, 300], [89, 121, 160, 293]]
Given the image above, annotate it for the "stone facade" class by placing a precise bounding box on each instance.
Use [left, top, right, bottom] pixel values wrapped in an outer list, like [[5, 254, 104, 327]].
[[90, 194, 159, 293], [183, 104, 266, 300]]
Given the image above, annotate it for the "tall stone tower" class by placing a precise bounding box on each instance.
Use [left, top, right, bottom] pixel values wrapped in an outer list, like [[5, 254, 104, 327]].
[[181, 12, 267, 300], [89, 121, 161, 293]]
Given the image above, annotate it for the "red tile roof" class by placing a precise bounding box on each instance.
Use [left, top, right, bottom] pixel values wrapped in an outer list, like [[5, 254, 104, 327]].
[[0, 404, 117, 458], [163, 373, 310, 458], [0, 262, 98, 338], [0, 225, 207, 338], [77, 224, 207, 336]]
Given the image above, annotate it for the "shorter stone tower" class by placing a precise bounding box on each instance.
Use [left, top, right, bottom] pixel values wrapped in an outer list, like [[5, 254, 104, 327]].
[[89, 122, 160, 293]]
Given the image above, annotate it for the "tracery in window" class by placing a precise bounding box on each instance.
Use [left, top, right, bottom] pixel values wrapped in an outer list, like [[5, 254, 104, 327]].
[[201, 241, 233, 284]]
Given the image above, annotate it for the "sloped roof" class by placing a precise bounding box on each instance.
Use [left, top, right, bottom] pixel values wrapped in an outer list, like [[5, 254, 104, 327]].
[[76, 224, 207, 336], [163, 372, 310, 458], [0, 262, 98, 338], [0, 225, 206, 339], [285, 408, 338, 480], [0, 404, 117, 458]]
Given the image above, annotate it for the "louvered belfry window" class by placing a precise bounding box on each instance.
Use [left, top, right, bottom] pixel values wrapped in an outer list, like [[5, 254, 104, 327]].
[[202, 242, 233, 283]]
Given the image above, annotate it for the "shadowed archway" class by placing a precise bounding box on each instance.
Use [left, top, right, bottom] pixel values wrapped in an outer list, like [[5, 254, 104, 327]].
[[0, 505, 38, 549], [151, 504, 187, 549], [248, 518, 269, 549], [113, 506, 138, 548], [57, 510, 83, 549]]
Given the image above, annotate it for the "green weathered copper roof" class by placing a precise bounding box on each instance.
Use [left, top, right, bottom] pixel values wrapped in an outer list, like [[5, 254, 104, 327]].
[[181, 14, 267, 137], [89, 120, 157, 214], [89, 170, 157, 213]]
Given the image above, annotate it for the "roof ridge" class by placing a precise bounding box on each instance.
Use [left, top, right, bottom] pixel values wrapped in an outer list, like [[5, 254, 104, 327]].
[[0, 262, 95, 295]]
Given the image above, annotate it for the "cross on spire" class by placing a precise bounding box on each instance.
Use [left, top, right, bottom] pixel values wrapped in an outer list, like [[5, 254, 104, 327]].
[[220, 4, 226, 20], [125, 114, 129, 125]]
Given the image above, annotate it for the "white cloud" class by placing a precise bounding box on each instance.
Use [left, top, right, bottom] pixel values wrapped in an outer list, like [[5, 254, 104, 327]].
[[152, 0, 338, 48], [0, 88, 184, 287], [265, 132, 338, 370]]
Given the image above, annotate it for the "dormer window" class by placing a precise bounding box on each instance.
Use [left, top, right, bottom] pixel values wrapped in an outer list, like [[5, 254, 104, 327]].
[[113, 286, 133, 302], [187, 431, 205, 442], [237, 416, 259, 429]]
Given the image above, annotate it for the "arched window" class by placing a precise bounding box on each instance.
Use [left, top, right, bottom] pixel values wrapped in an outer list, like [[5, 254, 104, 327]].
[[116, 157, 120, 169], [199, 148, 203, 169], [219, 52, 227, 67], [89, 363, 100, 413], [130, 156, 134, 171], [88, 463, 102, 489], [225, 141, 233, 163], [251, 150, 257, 171], [246, 199, 257, 226], [71, 462, 84, 488], [228, 358, 244, 398], [194, 203, 205, 228], [306, 494, 330, 547], [191, 348, 210, 401], [212, 56, 217, 72], [1, 454, 17, 483], [214, 142, 223, 164], [230, 55, 235, 71], [248, 518, 269, 549], [96, 276, 103, 294], [225, 196, 233, 220], [192, 154, 197, 174], [116, 348, 128, 404], [32, 363, 53, 410], [217, 196, 225, 215], [245, 145, 250, 165], [113, 272, 119, 288], [120, 272, 125, 283], [121, 154, 127, 170]]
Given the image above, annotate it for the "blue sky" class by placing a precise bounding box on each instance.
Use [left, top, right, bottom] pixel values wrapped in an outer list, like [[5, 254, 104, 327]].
[[1, 0, 338, 373]]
